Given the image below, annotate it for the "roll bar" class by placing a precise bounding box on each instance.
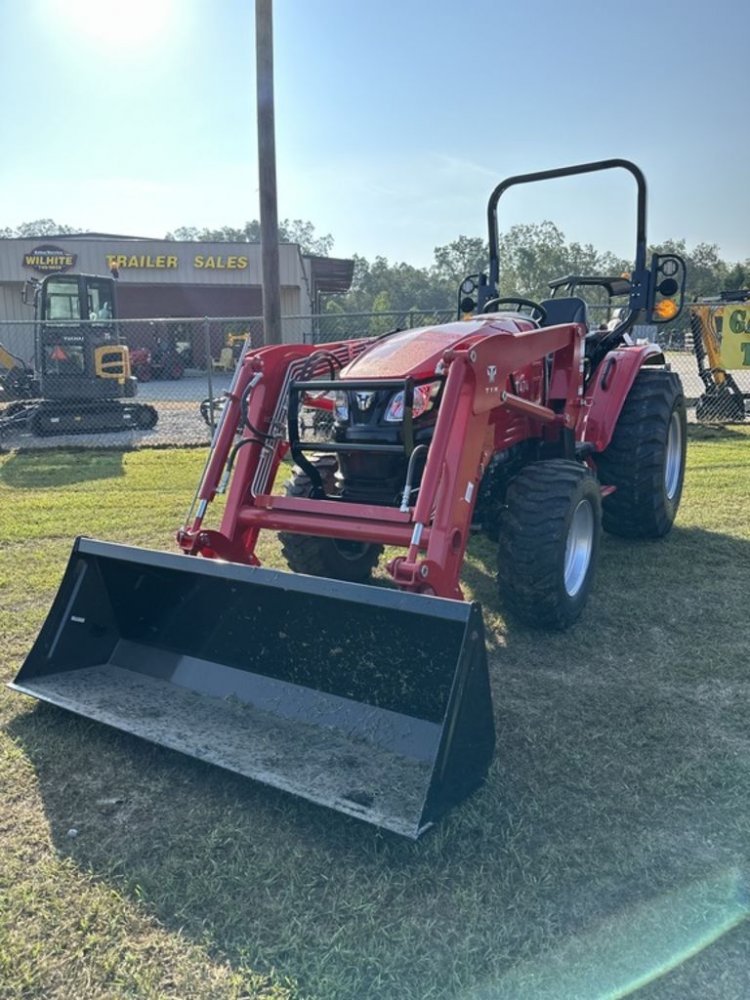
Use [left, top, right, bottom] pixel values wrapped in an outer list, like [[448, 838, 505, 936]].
[[487, 159, 649, 311]]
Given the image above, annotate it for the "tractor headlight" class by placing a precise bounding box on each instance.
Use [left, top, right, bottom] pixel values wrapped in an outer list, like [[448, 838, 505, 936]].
[[334, 390, 349, 421], [385, 381, 441, 422]]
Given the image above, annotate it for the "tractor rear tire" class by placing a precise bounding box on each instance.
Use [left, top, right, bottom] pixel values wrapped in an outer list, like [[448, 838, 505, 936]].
[[597, 368, 686, 538], [279, 455, 384, 584], [497, 460, 601, 630]]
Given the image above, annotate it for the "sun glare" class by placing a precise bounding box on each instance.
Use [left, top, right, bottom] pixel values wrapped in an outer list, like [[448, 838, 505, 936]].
[[43, 0, 176, 50]]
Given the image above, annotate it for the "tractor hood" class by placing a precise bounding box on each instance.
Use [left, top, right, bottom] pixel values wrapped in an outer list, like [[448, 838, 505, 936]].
[[339, 317, 535, 380]]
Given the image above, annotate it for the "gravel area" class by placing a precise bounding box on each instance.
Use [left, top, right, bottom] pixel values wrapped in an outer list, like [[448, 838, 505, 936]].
[[0, 374, 227, 451]]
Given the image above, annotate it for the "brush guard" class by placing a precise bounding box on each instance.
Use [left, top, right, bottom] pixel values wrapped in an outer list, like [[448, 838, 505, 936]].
[[287, 376, 423, 497]]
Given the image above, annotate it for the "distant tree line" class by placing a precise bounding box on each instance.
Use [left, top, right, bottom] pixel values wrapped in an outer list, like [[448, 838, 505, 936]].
[[3, 218, 747, 315], [330, 228, 749, 316], [0, 219, 81, 238], [165, 219, 335, 257], [0, 217, 335, 257]]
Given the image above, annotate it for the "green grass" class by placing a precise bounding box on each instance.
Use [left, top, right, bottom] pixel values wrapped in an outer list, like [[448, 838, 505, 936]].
[[1, 431, 750, 999]]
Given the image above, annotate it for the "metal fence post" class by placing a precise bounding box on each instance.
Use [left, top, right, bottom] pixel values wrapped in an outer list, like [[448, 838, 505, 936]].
[[204, 317, 215, 432]]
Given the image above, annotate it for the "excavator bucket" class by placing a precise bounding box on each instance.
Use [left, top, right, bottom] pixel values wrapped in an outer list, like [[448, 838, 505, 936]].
[[10, 539, 495, 838]]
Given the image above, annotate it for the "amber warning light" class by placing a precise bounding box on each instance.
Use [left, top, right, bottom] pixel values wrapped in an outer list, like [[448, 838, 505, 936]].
[[653, 298, 680, 320]]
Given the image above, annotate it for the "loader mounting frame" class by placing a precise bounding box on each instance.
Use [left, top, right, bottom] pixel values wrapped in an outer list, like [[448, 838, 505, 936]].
[[178, 322, 584, 600]]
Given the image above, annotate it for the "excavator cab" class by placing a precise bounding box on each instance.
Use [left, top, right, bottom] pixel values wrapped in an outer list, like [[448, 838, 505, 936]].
[[35, 274, 135, 402]]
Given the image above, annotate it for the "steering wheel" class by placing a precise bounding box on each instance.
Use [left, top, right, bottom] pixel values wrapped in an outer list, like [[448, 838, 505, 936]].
[[482, 296, 547, 325]]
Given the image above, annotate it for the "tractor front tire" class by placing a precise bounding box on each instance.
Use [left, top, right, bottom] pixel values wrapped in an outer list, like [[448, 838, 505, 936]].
[[497, 460, 602, 630], [597, 368, 686, 538], [279, 455, 383, 584]]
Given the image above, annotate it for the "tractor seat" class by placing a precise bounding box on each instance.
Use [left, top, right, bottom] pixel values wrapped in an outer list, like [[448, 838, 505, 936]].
[[539, 296, 588, 328], [540, 296, 606, 363]]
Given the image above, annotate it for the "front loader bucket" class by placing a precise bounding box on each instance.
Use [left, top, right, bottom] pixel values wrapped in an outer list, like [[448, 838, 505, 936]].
[[10, 539, 494, 838]]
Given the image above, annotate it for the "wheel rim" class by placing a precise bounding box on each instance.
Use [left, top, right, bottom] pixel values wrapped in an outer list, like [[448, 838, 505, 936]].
[[333, 539, 370, 562], [665, 411, 683, 501], [564, 499, 595, 597]]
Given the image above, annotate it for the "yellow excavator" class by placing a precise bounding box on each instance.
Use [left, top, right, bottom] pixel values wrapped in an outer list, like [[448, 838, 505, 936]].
[[0, 273, 157, 436], [690, 290, 750, 422]]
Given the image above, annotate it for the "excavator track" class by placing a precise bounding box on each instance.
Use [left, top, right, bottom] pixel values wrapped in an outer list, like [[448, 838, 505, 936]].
[[28, 400, 158, 436]]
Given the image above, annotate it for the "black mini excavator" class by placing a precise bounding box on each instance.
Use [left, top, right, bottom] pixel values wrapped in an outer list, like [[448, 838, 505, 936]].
[[0, 272, 157, 436]]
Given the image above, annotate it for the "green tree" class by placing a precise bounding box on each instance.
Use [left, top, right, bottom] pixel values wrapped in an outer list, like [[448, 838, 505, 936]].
[[432, 235, 488, 285], [336, 255, 439, 313], [369, 289, 395, 333], [496, 221, 562, 296], [723, 261, 749, 291], [282, 219, 334, 256], [1, 219, 81, 237], [165, 218, 333, 256]]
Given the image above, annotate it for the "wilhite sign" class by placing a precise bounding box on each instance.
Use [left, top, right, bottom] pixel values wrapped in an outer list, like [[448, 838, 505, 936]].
[[23, 244, 77, 273]]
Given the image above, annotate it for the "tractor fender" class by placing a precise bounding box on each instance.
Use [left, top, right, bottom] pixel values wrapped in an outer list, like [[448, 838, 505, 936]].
[[579, 344, 665, 453]]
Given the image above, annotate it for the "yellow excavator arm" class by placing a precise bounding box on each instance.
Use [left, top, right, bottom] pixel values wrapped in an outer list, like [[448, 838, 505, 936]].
[[0, 343, 24, 374], [689, 303, 724, 380]]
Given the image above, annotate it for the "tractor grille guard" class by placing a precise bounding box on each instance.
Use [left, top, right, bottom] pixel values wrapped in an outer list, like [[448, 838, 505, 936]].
[[287, 376, 437, 499]]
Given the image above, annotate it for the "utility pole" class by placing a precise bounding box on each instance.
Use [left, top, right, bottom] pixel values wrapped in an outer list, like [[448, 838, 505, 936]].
[[255, 0, 282, 345]]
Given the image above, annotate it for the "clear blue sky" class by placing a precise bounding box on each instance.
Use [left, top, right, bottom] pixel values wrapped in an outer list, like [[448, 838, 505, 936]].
[[1, 0, 748, 267]]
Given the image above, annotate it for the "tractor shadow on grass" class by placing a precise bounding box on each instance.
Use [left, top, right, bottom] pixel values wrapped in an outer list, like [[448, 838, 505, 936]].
[[6, 525, 750, 1000], [0, 447, 126, 488]]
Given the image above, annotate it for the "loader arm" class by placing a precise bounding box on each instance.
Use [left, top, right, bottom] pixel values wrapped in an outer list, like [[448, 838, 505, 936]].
[[690, 304, 724, 383], [178, 337, 376, 560], [390, 322, 584, 597], [182, 319, 585, 600]]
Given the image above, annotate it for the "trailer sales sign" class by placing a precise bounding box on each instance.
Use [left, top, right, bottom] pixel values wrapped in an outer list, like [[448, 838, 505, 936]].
[[23, 245, 77, 273]]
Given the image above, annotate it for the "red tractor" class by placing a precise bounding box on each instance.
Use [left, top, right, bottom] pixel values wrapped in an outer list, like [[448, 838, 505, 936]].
[[12, 160, 688, 839], [130, 336, 185, 382], [179, 158, 687, 628]]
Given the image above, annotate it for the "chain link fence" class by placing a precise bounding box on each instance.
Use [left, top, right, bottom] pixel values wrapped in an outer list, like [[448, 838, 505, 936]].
[[0, 310, 456, 450], [684, 301, 750, 423], [0, 305, 745, 451]]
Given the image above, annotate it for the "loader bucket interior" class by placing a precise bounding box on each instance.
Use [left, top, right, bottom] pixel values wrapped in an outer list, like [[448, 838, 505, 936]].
[[10, 539, 495, 838]]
